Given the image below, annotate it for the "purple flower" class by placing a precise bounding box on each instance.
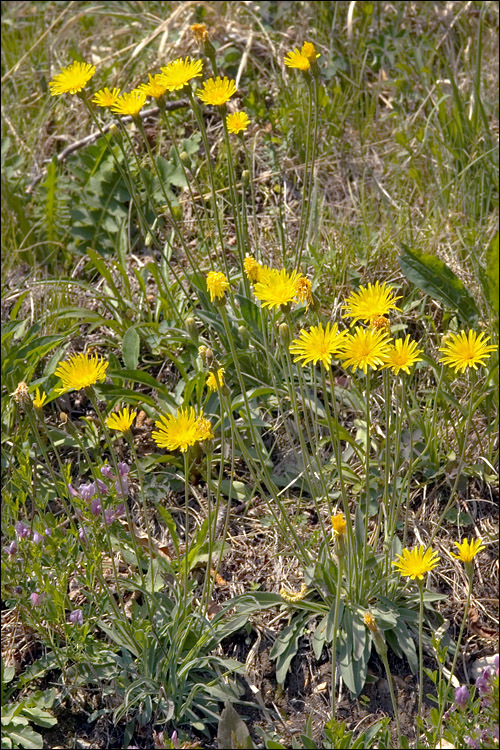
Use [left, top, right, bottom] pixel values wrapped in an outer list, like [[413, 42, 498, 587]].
[[465, 736, 480, 749], [44, 528, 52, 536], [90, 499, 102, 516], [79, 483, 96, 501], [454, 685, 469, 707], [15, 521, 30, 539], [33, 531, 44, 545], [117, 461, 130, 476], [78, 526, 88, 542], [476, 673, 489, 694], [96, 478, 109, 494], [115, 503, 125, 518], [115, 476, 129, 496], [494, 654, 499, 674], [5, 540, 18, 556], [104, 508, 115, 525], [101, 465, 114, 479], [30, 592, 43, 607], [68, 609, 83, 626], [68, 484, 79, 497]]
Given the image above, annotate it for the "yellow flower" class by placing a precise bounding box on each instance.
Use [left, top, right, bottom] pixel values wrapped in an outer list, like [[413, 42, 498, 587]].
[[290, 322, 348, 369], [381, 335, 423, 376], [190, 23, 209, 43], [438, 330, 497, 373], [49, 61, 96, 96], [392, 545, 440, 580], [206, 271, 230, 302], [138, 73, 168, 99], [54, 352, 108, 394], [371, 316, 391, 333], [331, 512, 346, 537], [280, 583, 307, 602], [244, 256, 264, 283], [301, 41, 320, 62], [11, 382, 30, 404], [197, 76, 237, 106], [339, 326, 391, 374], [253, 268, 303, 310], [363, 612, 379, 634], [450, 538, 486, 563], [206, 368, 225, 391], [111, 89, 147, 117], [92, 87, 121, 107], [152, 407, 212, 452], [226, 111, 250, 134], [342, 282, 402, 325], [296, 277, 313, 308], [105, 406, 137, 432], [159, 57, 203, 91], [32, 388, 48, 409], [284, 48, 311, 71]]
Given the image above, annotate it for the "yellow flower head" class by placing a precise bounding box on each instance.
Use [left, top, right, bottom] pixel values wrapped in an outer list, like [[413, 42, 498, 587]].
[[152, 407, 211, 452], [139, 73, 168, 99], [244, 256, 264, 283], [301, 41, 320, 62], [226, 111, 250, 134], [339, 326, 391, 374], [111, 89, 147, 117], [296, 277, 313, 308], [159, 57, 203, 92], [438, 330, 496, 374], [253, 268, 303, 310], [190, 23, 209, 44], [371, 316, 391, 333], [284, 48, 311, 71], [197, 76, 237, 106], [105, 406, 137, 433], [331, 512, 346, 537], [54, 352, 108, 394], [450, 538, 486, 563], [392, 545, 440, 580], [32, 388, 48, 409], [206, 368, 225, 392], [382, 335, 423, 376], [290, 322, 348, 369], [11, 382, 30, 404], [363, 612, 379, 633], [49, 61, 96, 96], [206, 271, 230, 302], [92, 87, 121, 107], [280, 582, 307, 602], [342, 282, 402, 325]]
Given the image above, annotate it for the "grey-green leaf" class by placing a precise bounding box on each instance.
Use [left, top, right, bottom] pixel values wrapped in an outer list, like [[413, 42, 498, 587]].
[[122, 327, 140, 370]]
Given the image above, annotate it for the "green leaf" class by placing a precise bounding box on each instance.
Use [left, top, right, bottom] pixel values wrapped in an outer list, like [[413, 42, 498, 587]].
[[122, 327, 140, 370], [399, 245, 479, 325], [484, 231, 499, 313], [217, 703, 254, 749]]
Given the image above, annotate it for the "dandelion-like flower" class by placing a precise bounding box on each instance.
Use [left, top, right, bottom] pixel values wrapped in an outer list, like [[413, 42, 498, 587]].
[[363, 612, 379, 633], [206, 368, 225, 391], [226, 111, 250, 134], [381, 335, 423, 376], [206, 271, 230, 302], [111, 89, 147, 117], [54, 352, 108, 393], [139, 73, 168, 99], [190, 23, 209, 43], [301, 41, 320, 62], [197, 76, 237, 106], [11, 382, 30, 404], [438, 330, 497, 373], [49, 61, 96, 96], [159, 57, 203, 91], [244, 256, 264, 283], [280, 583, 307, 602], [371, 316, 391, 333], [342, 282, 402, 325], [105, 406, 137, 433], [32, 388, 48, 409], [290, 322, 347, 369], [253, 268, 303, 310], [284, 48, 312, 71], [392, 545, 440, 581], [331, 512, 346, 537], [92, 87, 121, 107], [152, 407, 212, 452], [296, 277, 313, 308], [339, 326, 391, 374], [450, 538, 486, 563]]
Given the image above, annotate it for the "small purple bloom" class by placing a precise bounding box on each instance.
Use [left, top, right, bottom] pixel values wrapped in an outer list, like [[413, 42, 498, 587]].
[[115, 476, 129, 496], [117, 461, 130, 476], [68, 609, 83, 626], [115, 503, 125, 517], [101, 465, 114, 479], [104, 508, 115, 525], [96, 478, 109, 494], [44, 527, 52, 536], [68, 484, 79, 497], [78, 526, 88, 542], [171, 731, 178, 749], [90, 499, 102, 516], [15, 521, 30, 539], [33, 531, 44, 545], [455, 685, 469, 707], [476, 673, 489, 694], [443, 710, 450, 721], [30, 592, 43, 607], [494, 653, 499, 673], [5, 540, 18, 556], [79, 483, 95, 501]]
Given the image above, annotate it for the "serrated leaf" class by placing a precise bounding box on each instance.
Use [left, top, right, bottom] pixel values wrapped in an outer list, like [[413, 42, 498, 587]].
[[399, 245, 479, 325]]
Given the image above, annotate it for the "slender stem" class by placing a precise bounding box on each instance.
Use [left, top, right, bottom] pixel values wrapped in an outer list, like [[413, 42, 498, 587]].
[[417, 581, 425, 748], [330, 550, 343, 719], [183, 450, 190, 606], [379, 647, 402, 746], [360, 370, 371, 582]]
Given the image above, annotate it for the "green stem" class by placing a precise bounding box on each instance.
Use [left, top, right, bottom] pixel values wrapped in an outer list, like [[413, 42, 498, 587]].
[[417, 581, 425, 748], [379, 647, 402, 746], [330, 550, 343, 719]]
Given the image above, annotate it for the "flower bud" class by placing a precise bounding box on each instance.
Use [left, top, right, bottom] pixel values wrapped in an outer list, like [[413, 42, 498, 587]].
[[179, 151, 191, 167], [242, 170, 250, 186], [185, 316, 199, 341]]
